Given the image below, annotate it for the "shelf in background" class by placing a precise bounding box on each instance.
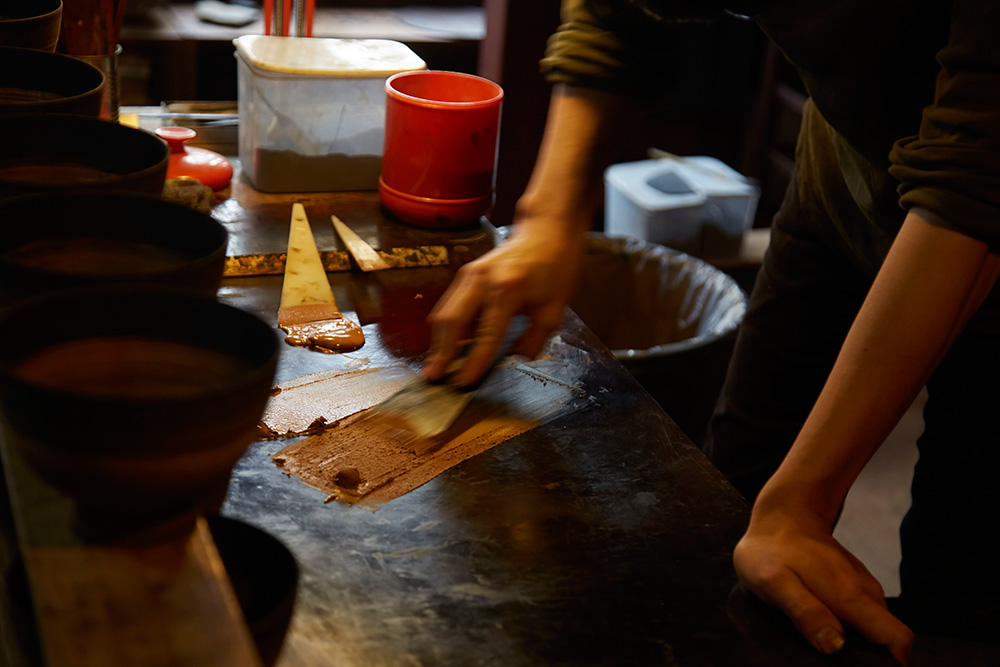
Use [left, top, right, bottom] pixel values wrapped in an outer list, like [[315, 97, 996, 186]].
[[119, 4, 484, 105]]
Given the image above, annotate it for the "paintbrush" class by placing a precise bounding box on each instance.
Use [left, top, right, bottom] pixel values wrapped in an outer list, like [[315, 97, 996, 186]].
[[362, 316, 530, 451]]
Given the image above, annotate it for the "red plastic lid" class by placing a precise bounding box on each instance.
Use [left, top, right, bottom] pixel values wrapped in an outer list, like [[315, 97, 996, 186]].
[[155, 126, 233, 191]]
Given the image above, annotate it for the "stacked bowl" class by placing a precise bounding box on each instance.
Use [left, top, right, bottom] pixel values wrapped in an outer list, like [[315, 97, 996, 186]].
[[0, 12, 296, 662]]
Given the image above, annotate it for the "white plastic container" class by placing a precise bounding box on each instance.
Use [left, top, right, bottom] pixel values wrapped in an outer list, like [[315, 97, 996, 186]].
[[604, 157, 760, 258], [233, 35, 426, 192]]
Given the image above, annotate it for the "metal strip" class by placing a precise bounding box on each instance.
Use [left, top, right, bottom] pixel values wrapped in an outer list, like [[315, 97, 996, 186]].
[[224, 245, 449, 277]]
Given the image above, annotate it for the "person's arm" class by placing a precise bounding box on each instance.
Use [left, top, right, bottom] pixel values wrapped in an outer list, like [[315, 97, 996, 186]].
[[734, 208, 1000, 665], [422, 83, 645, 385]]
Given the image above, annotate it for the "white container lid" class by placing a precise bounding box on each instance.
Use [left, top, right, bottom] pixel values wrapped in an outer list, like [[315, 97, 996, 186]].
[[233, 35, 426, 77], [605, 158, 758, 212], [605, 160, 705, 212]]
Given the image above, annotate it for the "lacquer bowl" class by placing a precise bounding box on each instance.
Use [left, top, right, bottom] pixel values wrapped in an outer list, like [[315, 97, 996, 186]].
[[0, 113, 168, 200], [0, 191, 227, 306], [0, 46, 103, 115], [0, 1, 64, 52], [207, 515, 299, 666], [0, 286, 280, 541]]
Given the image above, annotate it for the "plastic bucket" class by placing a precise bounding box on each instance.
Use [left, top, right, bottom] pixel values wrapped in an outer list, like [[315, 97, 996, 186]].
[[569, 234, 747, 445]]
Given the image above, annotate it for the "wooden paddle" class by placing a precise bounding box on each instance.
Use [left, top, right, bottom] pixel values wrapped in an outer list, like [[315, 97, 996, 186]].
[[331, 215, 391, 272], [277, 203, 365, 353]]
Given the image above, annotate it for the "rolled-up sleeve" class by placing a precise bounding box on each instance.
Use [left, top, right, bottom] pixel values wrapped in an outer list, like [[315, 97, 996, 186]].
[[539, 0, 692, 98], [888, 0, 1000, 249]]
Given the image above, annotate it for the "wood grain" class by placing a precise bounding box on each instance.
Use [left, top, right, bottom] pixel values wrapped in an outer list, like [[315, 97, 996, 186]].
[[0, 439, 262, 667], [26, 521, 260, 667]]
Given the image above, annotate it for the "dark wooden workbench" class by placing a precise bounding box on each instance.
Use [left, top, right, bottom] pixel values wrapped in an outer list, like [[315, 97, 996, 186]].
[[3, 153, 998, 665], [207, 165, 997, 666], [216, 169, 753, 666]]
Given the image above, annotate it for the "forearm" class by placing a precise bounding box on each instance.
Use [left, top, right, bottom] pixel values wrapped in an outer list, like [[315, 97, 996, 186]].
[[756, 209, 1000, 525], [514, 83, 645, 240]]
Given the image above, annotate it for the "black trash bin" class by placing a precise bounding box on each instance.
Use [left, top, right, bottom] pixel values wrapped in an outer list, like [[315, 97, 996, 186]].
[[569, 235, 747, 446]]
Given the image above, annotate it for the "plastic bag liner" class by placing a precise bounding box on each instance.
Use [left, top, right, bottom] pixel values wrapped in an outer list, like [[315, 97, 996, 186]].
[[568, 234, 747, 446]]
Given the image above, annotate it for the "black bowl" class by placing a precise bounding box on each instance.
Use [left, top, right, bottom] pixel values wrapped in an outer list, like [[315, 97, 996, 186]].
[[207, 515, 299, 666], [0, 113, 168, 199], [0, 286, 280, 540], [0, 191, 228, 306], [0, 46, 103, 114], [0, 1, 63, 52]]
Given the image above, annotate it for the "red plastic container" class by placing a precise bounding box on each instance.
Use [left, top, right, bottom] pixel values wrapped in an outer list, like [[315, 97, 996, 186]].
[[379, 70, 503, 228]]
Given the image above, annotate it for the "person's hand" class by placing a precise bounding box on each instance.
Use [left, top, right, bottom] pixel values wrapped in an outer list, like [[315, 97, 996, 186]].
[[420, 83, 636, 386], [422, 222, 584, 386], [733, 504, 914, 665]]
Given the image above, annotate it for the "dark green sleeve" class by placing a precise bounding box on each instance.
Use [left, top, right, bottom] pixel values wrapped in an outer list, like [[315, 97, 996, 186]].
[[539, 0, 709, 98], [888, 0, 1000, 250]]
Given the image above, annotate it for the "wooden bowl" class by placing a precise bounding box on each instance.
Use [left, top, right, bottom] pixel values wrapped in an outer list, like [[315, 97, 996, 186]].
[[0, 1, 63, 52], [0, 113, 168, 199], [0, 286, 280, 541], [0, 46, 103, 115], [0, 191, 228, 306], [207, 515, 299, 666]]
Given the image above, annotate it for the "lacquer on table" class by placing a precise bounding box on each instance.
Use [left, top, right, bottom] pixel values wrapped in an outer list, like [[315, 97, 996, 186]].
[[4, 158, 974, 666]]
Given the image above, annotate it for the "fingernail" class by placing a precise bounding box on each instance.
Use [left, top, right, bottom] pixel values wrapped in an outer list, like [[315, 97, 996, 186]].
[[814, 627, 845, 654]]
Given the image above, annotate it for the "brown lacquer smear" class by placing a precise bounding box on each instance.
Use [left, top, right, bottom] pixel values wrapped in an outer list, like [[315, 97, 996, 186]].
[[270, 335, 591, 506], [277, 303, 365, 354]]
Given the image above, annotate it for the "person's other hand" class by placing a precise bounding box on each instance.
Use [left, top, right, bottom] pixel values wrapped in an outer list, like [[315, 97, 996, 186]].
[[422, 223, 584, 386], [733, 506, 914, 665]]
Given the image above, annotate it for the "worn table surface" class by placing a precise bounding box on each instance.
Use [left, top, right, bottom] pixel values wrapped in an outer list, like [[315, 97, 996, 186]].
[[3, 157, 998, 665], [210, 170, 753, 665], [206, 169, 1000, 666]]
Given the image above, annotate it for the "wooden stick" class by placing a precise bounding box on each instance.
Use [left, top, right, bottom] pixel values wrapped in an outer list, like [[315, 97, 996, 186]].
[[112, 0, 128, 47], [305, 0, 315, 37], [60, 1, 99, 54], [282, 0, 292, 36], [99, 0, 113, 52], [331, 215, 392, 272]]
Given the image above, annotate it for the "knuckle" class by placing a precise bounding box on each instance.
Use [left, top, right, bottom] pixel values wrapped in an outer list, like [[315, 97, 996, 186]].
[[493, 273, 525, 292], [788, 599, 833, 627], [475, 322, 503, 342], [426, 310, 454, 330], [733, 548, 784, 589], [826, 576, 871, 609], [457, 259, 489, 281]]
